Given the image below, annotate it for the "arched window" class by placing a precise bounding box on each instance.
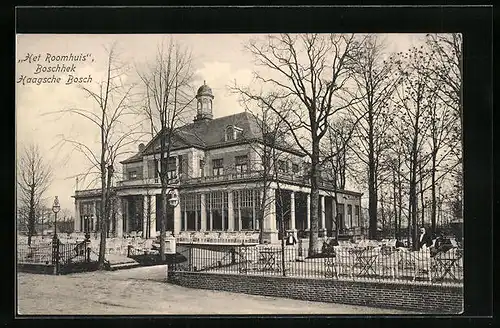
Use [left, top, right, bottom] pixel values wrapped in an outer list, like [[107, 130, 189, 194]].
[[225, 125, 234, 141]]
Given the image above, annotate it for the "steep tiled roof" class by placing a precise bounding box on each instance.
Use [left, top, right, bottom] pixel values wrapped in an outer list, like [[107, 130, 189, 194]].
[[121, 111, 304, 164]]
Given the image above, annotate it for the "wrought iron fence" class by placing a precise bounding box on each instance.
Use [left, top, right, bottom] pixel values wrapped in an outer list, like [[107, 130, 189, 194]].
[[17, 238, 95, 274], [169, 244, 463, 285], [17, 243, 54, 265]]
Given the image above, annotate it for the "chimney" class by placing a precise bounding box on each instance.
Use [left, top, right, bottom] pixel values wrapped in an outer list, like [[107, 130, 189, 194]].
[[138, 143, 145, 152]]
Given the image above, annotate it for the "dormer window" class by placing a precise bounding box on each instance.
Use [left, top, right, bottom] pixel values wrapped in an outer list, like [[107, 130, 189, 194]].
[[234, 127, 243, 139], [225, 125, 243, 141]]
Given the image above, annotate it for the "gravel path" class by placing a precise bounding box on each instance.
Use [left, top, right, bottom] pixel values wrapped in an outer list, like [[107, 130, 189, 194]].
[[17, 266, 419, 315]]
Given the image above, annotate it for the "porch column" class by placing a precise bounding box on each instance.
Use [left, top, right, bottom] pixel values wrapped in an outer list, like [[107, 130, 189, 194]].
[[175, 156, 179, 178], [142, 196, 149, 238], [115, 197, 123, 238], [290, 191, 296, 232], [306, 193, 311, 230], [228, 191, 234, 231], [150, 195, 157, 238], [200, 193, 207, 231], [92, 201, 97, 232], [320, 195, 326, 229], [74, 199, 81, 232], [252, 190, 256, 230], [173, 190, 181, 236], [123, 198, 129, 233], [183, 207, 188, 231], [262, 187, 278, 243], [209, 193, 213, 231], [331, 197, 337, 232]]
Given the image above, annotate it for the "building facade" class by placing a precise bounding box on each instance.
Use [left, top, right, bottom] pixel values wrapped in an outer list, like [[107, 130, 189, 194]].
[[73, 82, 363, 244]]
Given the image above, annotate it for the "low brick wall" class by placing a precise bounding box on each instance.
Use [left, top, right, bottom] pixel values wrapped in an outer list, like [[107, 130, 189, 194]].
[[167, 271, 463, 313]]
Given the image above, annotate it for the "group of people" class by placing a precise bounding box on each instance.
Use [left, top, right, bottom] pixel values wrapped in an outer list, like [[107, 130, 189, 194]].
[[284, 228, 456, 254], [417, 227, 457, 256]]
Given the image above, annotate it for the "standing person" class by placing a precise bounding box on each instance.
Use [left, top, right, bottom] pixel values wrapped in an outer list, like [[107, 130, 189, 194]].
[[286, 232, 297, 246], [418, 227, 433, 250]]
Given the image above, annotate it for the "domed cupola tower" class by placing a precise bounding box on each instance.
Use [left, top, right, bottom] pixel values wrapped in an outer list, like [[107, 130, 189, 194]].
[[194, 81, 214, 122]]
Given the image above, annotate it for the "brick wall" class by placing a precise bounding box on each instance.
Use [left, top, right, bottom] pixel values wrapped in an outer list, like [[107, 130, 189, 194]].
[[167, 271, 463, 313]]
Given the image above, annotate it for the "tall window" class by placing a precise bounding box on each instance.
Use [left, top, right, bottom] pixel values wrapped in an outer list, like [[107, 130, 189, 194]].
[[234, 189, 256, 230], [199, 159, 204, 177], [355, 205, 360, 226], [278, 160, 287, 173], [225, 126, 234, 141], [226, 125, 243, 141], [213, 158, 224, 176], [181, 193, 201, 231], [127, 169, 139, 180], [234, 127, 243, 139], [347, 204, 353, 228], [292, 163, 299, 173], [147, 160, 157, 179], [167, 157, 177, 180], [235, 155, 248, 173], [336, 204, 345, 230]]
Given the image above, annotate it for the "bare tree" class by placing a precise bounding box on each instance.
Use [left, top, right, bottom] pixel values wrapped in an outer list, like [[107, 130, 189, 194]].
[[17, 143, 53, 246], [233, 33, 363, 254], [348, 35, 400, 240], [322, 115, 358, 237], [424, 33, 463, 233], [391, 46, 440, 250], [52, 43, 142, 268], [236, 93, 298, 244], [137, 39, 195, 261]]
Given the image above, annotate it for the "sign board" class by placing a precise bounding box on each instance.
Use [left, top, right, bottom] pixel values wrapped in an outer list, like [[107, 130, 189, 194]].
[[167, 189, 179, 207]]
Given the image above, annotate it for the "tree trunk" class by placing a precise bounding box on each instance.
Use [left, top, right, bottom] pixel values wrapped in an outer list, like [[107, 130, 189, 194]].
[[419, 160, 425, 229], [431, 152, 437, 234], [392, 169, 398, 239], [308, 163, 320, 255], [160, 187, 167, 261], [98, 165, 107, 269], [397, 163, 403, 240], [367, 101, 378, 240], [410, 160, 418, 250]]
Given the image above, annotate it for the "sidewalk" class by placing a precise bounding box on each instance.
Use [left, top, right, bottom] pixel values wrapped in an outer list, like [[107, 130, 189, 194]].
[[17, 266, 419, 315]]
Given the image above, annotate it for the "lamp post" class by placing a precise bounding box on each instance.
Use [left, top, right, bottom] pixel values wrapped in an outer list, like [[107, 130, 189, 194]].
[[168, 190, 179, 236], [51, 196, 61, 274], [52, 196, 61, 241], [84, 215, 90, 241]]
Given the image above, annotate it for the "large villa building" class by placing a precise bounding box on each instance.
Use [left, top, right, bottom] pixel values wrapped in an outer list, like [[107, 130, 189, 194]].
[[73, 83, 363, 244]]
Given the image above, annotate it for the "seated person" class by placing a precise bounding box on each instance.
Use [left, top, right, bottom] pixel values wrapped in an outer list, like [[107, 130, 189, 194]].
[[395, 239, 405, 248], [329, 238, 339, 247]]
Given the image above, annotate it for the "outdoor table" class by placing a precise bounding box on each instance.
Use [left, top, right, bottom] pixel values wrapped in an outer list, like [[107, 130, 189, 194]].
[[324, 257, 337, 278], [351, 247, 379, 277], [259, 249, 281, 271], [433, 248, 462, 281]]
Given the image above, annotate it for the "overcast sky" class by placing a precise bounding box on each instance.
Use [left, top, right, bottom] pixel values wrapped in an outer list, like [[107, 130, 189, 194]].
[[16, 33, 426, 214]]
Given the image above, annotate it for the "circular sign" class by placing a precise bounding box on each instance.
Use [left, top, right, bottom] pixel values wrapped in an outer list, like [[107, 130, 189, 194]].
[[167, 189, 179, 207]]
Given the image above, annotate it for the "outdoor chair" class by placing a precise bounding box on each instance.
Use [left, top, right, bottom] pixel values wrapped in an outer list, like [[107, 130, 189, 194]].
[[334, 246, 354, 277], [409, 249, 432, 282], [376, 246, 400, 279]]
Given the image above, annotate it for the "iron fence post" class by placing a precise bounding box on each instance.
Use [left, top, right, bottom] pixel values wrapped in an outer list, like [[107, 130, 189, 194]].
[[189, 245, 193, 271], [51, 237, 59, 275]]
